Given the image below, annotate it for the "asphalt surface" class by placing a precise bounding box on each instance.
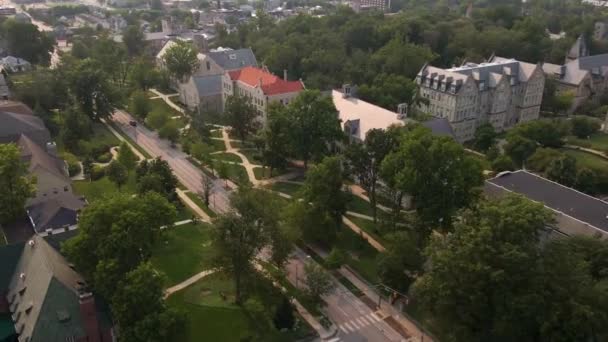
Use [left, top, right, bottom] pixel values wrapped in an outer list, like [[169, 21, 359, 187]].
[[287, 249, 404, 342], [112, 110, 232, 214]]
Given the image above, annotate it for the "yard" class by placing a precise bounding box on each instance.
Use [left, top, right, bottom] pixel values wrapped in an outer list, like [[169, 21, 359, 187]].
[[166, 272, 315, 342], [149, 98, 183, 118], [57, 122, 121, 160], [211, 152, 243, 163], [268, 182, 303, 197], [253, 167, 289, 180], [73, 173, 138, 202], [151, 223, 216, 286], [215, 162, 251, 186], [335, 226, 380, 284]]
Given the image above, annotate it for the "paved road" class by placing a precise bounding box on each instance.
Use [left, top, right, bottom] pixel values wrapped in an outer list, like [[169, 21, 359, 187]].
[[112, 110, 232, 214], [286, 249, 404, 342]]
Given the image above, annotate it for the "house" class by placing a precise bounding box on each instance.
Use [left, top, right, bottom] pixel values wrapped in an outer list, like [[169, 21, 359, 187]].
[[485, 170, 608, 238], [350, 0, 391, 13], [18, 135, 85, 236], [416, 56, 545, 142], [222, 66, 304, 122], [333, 88, 455, 142], [542, 52, 608, 112], [0, 111, 50, 147], [0, 56, 31, 73], [0, 236, 114, 342]]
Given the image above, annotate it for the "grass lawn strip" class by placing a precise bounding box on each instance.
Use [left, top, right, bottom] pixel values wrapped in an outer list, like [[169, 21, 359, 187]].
[[106, 121, 153, 159], [562, 148, 608, 171], [73, 173, 138, 202], [345, 214, 386, 246], [268, 182, 303, 197], [253, 167, 289, 180], [211, 152, 242, 163], [185, 192, 217, 218]]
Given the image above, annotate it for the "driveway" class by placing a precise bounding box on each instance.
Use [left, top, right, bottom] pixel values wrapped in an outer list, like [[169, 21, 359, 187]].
[[111, 110, 232, 214]]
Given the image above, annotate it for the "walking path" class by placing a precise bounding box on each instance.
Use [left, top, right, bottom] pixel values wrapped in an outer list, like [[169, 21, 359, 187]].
[[565, 144, 608, 160], [164, 269, 216, 298], [149, 88, 185, 114], [101, 118, 147, 161], [343, 216, 386, 252], [177, 188, 212, 223], [220, 128, 261, 186]]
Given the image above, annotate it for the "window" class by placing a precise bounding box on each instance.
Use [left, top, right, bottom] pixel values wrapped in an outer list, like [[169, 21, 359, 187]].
[[229, 54, 237, 60]]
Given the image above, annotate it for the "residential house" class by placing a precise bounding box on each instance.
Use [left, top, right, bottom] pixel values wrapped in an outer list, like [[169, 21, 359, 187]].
[[0, 56, 31, 73], [485, 170, 608, 238], [0, 111, 50, 147], [222, 66, 304, 122], [350, 0, 391, 12], [0, 235, 114, 342], [416, 56, 545, 142]]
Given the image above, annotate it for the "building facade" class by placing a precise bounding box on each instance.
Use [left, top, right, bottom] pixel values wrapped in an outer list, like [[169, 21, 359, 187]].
[[416, 56, 545, 142]]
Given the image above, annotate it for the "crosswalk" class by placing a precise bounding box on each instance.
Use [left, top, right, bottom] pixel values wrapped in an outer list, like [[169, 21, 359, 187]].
[[337, 311, 384, 334]]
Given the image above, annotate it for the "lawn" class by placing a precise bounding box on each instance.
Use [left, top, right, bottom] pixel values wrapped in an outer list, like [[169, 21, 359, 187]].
[[569, 132, 608, 152], [336, 226, 380, 284], [166, 272, 315, 342], [211, 152, 243, 163], [185, 191, 217, 218], [253, 167, 289, 180], [58, 123, 121, 159], [207, 138, 227, 152], [106, 122, 152, 159], [149, 98, 182, 118], [239, 148, 262, 164], [345, 193, 374, 217], [268, 182, 303, 197], [151, 223, 215, 286], [345, 214, 386, 245], [73, 173, 138, 202], [209, 129, 222, 138], [216, 162, 251, 186], [562, 148, 608, 171]]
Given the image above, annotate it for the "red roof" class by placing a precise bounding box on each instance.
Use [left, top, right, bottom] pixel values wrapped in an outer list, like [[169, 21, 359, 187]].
[[228, 66, 304, 96]]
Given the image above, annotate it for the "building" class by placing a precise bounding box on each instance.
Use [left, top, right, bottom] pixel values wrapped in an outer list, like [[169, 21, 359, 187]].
[[485, 170, 608, 238], [565, 35, 589, 63], [222, 66, 304, 122], [416, 56, 545, 142], [333, 87, 454, 142], [0, 111, 50, 147], [351, 0, 390, 12], [542, 53, 608, 112], [0, 56, 31, 73], [595, 21, 608, 41], [0, 236, 114, 342]]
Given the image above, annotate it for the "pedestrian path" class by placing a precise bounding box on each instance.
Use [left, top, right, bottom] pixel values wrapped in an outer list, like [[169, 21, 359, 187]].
[[164, 269, 216, 298], [337, 312, 384, 334], [149, 88, 185, 114], [177, 188, 211, 223]]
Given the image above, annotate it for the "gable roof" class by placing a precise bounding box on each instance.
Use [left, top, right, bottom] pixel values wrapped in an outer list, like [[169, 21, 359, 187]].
[[26, 193, 85, 233], [192, 74, 223, 96], [207, 48, 258, 71], [0, 101, 33, 115], [228, 66, 304, 95], [0, 111, 49, 147], [18, 135, 66, 181], [422, 117, 455, 138]]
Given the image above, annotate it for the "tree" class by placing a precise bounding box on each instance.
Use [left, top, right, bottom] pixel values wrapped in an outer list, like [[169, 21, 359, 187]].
[[200, 174, 214, 206], [82, 157, 93, 181], [412, 195, 554, 341], [159, 120, 180, 144], [473, 123, 497, 152], [527, 148, 563, 173], [225, 95, 258, 141], [66, 59, 118, 121], [147, 110, 168, 130], [377, 231, 423, 293], [216, 162, 229, 187], [1, 19, 54, 65], [130, 90, 151, 119], [212, 189, 269, 304], [346, 128, 396, 223], [285, 90, 343, 168], [504, 134, 537, 168], [122, 25, 145, 57], [553, 90, 575, 114], [163, 40, 199, 82], [576, 167, 598, 195], [111, 263, 185, 342], [261, 103, 290, 176], [303, 262, 334, 302], [0, 144, 35, 224], [491, 154, 515, 172], [63, 193, 177, 297], [136, 158, 179, 203], [512, 119, 569, 148], [129, 58, 160, 91], [106, 161, 128, 189], [59, 104, 92, 147], [571, 116, 600, 139], [273, 297, 295, 331], [357, 74, 422, 111], [381, 126, 483, 233], [117, 141, 138, 171], [546, 155, 578, 187]]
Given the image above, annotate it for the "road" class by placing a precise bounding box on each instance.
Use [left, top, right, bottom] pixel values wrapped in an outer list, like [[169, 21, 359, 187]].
[[286, 249, 405, 342], [112, 110, 232, 214]]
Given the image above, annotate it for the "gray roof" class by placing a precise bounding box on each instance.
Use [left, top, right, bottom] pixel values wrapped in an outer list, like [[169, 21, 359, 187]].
[[543, 53, 608, 86], [422, 117, 455, 138], [486, 170, 608, 234], [26, 193, 85, 233], [193, 74, 223, 96], [578, 53, 608, 71], [0, 111, 50, 147], [207, 48, 257, 71]]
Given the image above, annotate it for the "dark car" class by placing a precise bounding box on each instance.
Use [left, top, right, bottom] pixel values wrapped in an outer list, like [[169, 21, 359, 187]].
[[129, 120, 137, 127]]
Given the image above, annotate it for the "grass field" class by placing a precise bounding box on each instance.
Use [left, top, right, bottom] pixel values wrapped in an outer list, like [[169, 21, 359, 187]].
[[149, 98, 183, 118], [151, 223, 215, 286], [345, 193, 374, 217], [586, 133, 608, 151], [268, 182, 303, 197], [239, 148, 261, 164], [208, 138, 227, 152], [212, 152, 243, 163], [73, 173, 138, 202], [345, 214, 386, 245], [336, 227, 380, 284], [562, 148, 608, 171], [215, 162, 251, 186], [253, 167, 289, 180], [185, 191, 217, 218]]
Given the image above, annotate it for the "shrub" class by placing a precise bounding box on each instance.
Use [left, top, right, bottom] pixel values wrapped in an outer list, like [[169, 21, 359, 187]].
[[62, 152, 82, 177], [96, 152, 113, 163], [90, 165, 106, 181]]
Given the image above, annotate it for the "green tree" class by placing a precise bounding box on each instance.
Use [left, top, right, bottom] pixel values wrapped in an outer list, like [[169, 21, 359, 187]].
[[571, 116, 600, 139], [527, 148, 563, 173], [491, 154, 515, 172], [130, 90, 151, 119], [111, 263, 185, 342], [512, 119, 569, 148], [546, 155, 578, 187], [159, 120, 180, 144], [473, 123, 497, 152], [285, 90, 343, 168], [303, 262, 334, 303], [216, 162, 229, 186], [117, 141, 138, 171], [576, 167, 598, 195], [146, 110, 168, 130], [346, 128, 396, 223], [63, 193, 177, 297], [261, 103, 290, 176], [273, 297, 295, 331], [66, 59, 118, 121], [60, 104, 92, 147], [504, 134, 537, 168], [0, 144, 35, 224], [163, 40, 199, 82], [225, 95, 258, 141], [135, 158, 179, 203], [122, 25, 145, 57], [412, 195, 554, 341], [200, 174, 214, 206], [82, 157, 93, 181], [377, 231, 422, 293], [1, 19, 54, 65], [381, 126, 483, 233], [129, 58, 160, 91], [106, 160, 128, 189]]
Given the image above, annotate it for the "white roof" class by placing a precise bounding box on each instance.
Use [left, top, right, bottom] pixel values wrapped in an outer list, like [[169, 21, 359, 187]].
[[156, 40, 178, 60], [332, 90, 411, 141]]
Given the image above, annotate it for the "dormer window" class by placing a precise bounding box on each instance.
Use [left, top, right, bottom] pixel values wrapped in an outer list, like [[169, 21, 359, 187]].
[[229, 54, 237, 60]]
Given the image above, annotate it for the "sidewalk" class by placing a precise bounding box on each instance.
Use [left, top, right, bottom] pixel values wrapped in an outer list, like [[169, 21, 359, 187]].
[[149, 88, 185, 114], [343, 216, 386, 252], [164, 269, 216, 298], [177, 188, 212, 223]]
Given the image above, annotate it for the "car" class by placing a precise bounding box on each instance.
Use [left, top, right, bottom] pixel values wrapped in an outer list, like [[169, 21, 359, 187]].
[[129, 120, 137, 127]]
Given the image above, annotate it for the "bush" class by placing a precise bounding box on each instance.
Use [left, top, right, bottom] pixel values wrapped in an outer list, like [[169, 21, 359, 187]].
[[96, 152, 113, 163], [62, 152, 82, 177], [90, 165, 106, 181], [90, 143, 112, 159], [325, 247, 347, 270]]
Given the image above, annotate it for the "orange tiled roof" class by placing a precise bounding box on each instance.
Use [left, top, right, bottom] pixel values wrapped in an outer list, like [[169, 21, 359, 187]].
[[228, 66, 304, 95]]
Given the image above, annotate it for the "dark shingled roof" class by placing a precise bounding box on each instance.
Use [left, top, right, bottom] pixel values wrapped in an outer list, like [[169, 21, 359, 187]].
[[26, 193, 85, 233], [486, 170, 608, 234], [423, 117, 455, 139], [207, 48, 258, 71], [0, 111, 50, 147]]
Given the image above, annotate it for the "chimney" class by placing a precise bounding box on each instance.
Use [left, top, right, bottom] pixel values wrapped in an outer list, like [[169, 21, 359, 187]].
[[258, 77, 263, 88], [283, 69, 288, 81], [79, 293, 102, 342]]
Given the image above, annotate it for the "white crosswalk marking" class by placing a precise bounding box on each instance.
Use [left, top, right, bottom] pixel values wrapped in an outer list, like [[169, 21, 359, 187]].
[[339, 325, 349, 334], [350, 319, 360, 329], [340, 312, 386, 335], [357, 317, 370, 327], [344, 321, 355, 332], [327, 338, 341, 342], [371, 312, 382, 322]]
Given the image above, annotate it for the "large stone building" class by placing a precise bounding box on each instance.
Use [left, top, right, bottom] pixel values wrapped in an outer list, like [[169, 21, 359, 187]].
[[416, 56, 545, 142], [222, 66, 304, 122]]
